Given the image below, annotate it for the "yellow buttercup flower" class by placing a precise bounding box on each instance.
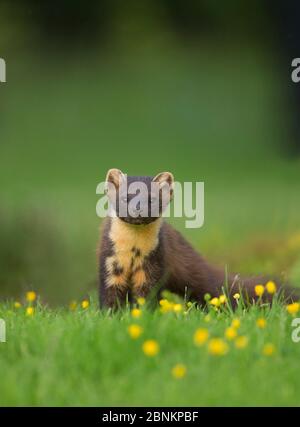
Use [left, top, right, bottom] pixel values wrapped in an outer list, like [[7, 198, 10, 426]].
[[262, 343, 276, 356], [208, 338, 228, 356], [194, 328, 209, 346], [26, 291, 37, 302], [26, 307, 34, 316], [255, 285, 264, 297], [128, 324, 143, 339], [137, 297, 145, 306], [225, 327, 237, 340], [233, 293, 240, 300], [142, 340, 159, 357], [286, 302, 300, 315], [235, 336, 248, 349], [265, 281, 277, 294], [159, 300, 174, 313], [256, 318, 267, 329], [173, 303, 183, 313], [131, 308, 142, 318], [81, 300, 89, 309], [231, 318, 241, 329], [219, 295, 227, 304], [69, 300, 77, 311], [171, 364, 187, 379], [210, 297, 221, 307], [14, 301, 22, 309]]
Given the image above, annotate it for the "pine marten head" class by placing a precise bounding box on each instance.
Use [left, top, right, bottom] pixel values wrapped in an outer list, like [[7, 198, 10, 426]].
[[105, 168, 174, 225]]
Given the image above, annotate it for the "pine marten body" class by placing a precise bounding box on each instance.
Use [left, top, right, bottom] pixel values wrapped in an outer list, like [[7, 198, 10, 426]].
[[98, 169, 294, 309]]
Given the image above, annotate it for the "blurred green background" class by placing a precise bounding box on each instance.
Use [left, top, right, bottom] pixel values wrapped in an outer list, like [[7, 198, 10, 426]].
[[1, 1, 300, 304]]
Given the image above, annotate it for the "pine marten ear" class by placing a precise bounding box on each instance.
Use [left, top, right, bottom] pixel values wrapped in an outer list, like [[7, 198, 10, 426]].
[[152, 172, 174, 190], [105, 168, 126, 191]]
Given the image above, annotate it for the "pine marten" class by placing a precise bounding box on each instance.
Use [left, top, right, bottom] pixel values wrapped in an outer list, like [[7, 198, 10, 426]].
[[98, 168, 295, 309]]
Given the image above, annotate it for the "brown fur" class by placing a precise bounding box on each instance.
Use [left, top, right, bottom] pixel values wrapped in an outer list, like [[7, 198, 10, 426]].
[[98, 171, 297, 309], [99, 216, 277, 309]]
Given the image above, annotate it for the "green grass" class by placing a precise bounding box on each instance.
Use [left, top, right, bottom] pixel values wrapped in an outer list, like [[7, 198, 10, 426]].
[[1, 294, 300, 406], [1, 44, 300, 406], [1, 46, 300, 304]]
